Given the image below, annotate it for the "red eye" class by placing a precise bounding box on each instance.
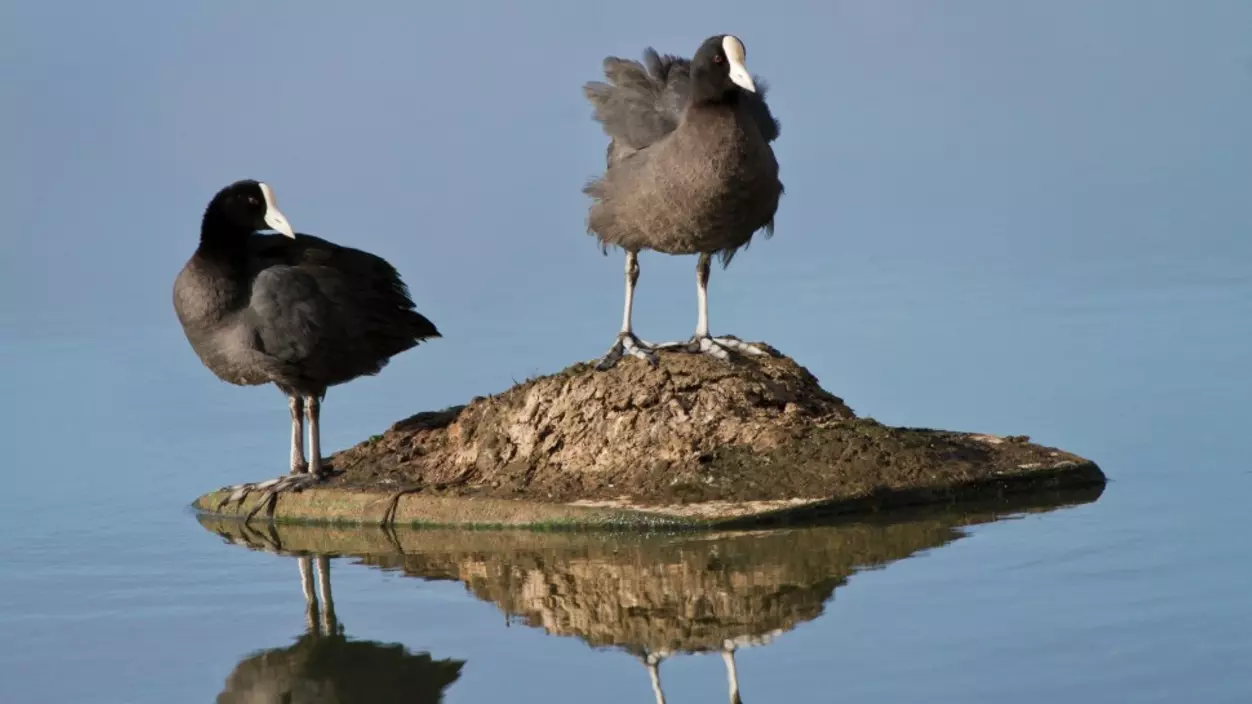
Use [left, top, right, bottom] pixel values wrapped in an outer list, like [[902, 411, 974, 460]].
[[714, 54, 723, 63]]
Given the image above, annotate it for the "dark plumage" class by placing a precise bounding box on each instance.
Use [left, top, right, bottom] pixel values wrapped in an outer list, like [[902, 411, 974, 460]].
[[582, 35, 784, 369], [218, 556, 464, 703], [174, 180, 438, 493]]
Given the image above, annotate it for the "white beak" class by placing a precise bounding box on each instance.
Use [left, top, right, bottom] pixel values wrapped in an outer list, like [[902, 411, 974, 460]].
[[728, 62, 756, 93], [723, 35, 757, 93], [259, 182, 295, 239]]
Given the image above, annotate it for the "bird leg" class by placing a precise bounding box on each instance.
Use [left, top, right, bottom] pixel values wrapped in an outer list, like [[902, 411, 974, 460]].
[[289, 394, 308, 474], [596, 250, 658, 370], [655, 253, 778, 360], [305, 393, 325, 477], [215, 392, 328, 521]]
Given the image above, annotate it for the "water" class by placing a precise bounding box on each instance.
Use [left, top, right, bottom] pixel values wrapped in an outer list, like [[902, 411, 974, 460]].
[[3, 272, 1248, 702], [3, 2, 1251, 702], [207, 492, 1103, 702]]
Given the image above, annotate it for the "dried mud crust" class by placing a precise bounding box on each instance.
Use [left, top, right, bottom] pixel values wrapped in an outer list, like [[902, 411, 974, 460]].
[[321, 351, 1100, 507]]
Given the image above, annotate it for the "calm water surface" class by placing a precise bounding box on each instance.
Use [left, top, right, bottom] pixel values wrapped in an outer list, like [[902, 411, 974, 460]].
[[3, 2, 1250, 702], [3, 268, 1249, 702]]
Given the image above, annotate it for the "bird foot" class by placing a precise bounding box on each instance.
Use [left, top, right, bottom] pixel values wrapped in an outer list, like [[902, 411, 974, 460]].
[[217, 470, 327, 522], [653, 334, 777, 361], [380, 486, 424, 526], [645, 651, 671, 666], [595, 332, 658, 370]]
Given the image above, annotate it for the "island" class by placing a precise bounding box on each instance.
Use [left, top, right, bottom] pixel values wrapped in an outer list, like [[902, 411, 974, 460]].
[[193, 350, 1105, 528]]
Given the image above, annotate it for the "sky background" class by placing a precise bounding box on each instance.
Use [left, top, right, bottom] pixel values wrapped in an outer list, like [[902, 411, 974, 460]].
[[2, 2, 1251, 702]]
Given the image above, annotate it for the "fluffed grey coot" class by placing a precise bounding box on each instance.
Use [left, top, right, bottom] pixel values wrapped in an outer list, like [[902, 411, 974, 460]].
[[173, 180, 439, 511], [582, 34, 784, 370]]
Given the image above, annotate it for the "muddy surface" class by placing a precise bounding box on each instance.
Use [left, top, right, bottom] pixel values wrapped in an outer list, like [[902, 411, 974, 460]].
[[320, 351, 1101, 507]]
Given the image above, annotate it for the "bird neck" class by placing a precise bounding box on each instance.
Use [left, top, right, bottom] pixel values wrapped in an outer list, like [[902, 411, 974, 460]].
[[197, 208, 252, 265], [689, 69, 740, 107]]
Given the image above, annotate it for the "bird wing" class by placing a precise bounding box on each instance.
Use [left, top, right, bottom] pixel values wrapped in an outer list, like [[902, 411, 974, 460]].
[[245, 234, 438, 367], [583, 48, 781, 157], [280, 234, 437, 341], [247, 263, 329, 366], [583, 50, 685, 152]]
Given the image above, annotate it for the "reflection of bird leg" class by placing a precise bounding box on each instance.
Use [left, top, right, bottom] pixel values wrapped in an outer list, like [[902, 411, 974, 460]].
[[642, 650, 669, 704], [646, 658, 665, 704], [298, 556, 320, 634], [314, 555, 338, 635], [722, 643, 743, 704], [297, 555, 339, 636]]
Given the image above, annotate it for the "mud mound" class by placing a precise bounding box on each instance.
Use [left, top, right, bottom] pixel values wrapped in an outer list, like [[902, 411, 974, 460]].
[[311, 351, 1099, 509]]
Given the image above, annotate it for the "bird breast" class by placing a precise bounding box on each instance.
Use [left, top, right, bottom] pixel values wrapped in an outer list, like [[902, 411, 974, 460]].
[[615, 114, 780, 253]]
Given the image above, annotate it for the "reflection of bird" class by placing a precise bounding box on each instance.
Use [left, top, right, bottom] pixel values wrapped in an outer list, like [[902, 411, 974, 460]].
[[722, 640, 747, 704], [216, 556, 463, 703], [583, 34, 784, 369], [174, 180, 439, 516], [638, 649, 671, 704], [637, 643, 752, 704]]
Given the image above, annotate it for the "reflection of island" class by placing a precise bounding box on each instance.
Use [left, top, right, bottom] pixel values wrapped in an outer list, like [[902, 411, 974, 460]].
[[216, 556, 464, 704], [204, 485, 1101, 702]]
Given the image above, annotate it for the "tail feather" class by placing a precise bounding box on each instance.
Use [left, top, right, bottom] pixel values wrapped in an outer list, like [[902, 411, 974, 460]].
[[407, 310, 441, 341]]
